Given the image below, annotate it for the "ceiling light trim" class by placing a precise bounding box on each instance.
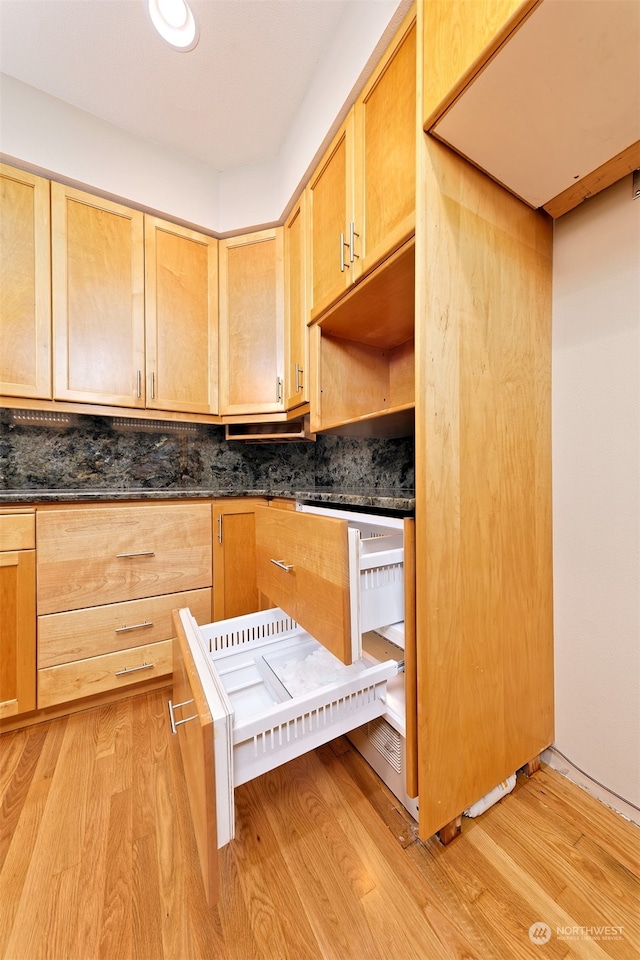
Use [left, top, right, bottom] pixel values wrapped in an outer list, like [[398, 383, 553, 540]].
[[148, 0, 199, 52]]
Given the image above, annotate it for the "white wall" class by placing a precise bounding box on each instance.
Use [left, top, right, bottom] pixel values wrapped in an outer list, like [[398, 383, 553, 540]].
[[0, 73, 221, 232], [552, 175, 640, 816], [0, 0, 408, 235]]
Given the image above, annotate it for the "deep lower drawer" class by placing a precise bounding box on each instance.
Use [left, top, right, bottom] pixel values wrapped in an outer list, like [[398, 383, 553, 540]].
[[38, 587, 212, 667], [38, 638, 172, 708]]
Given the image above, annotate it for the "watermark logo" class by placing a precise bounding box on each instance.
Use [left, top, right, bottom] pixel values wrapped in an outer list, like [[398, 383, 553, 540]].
[[529, 922, 552, 945]]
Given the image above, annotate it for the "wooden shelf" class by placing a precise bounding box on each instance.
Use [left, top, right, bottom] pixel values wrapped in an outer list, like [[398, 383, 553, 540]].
[[313, 237, 415, 348]]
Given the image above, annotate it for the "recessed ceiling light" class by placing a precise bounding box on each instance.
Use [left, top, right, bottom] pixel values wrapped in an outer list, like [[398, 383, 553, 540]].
[[148, 0, 199, 52]]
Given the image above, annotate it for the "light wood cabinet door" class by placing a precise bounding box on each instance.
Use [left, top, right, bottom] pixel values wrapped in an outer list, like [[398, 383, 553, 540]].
[[171, 611, 219, 908], [284, 195, 309, 409], [0, 164, 51, 400], [145, 217, 218, 415], [306, 115, 355, 321], [218, 230, 284, 416], [0, 513, 36, 718], [354, 8, 416, 277], [254, 506, 354, 664], [213, 499, 270, 620], [52, 183, 145, 408]]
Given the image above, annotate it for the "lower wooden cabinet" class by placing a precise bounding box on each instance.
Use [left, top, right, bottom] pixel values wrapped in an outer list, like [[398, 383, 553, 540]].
[[33, 501, 214, 713], [38, 638, 173, 708], [212, 498, 271, 620], [37, 586, 212, 708], [0, 512, 36, 718]]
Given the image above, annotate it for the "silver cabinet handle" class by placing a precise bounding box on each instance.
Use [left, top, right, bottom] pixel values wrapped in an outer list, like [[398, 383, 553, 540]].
[[270, 558, 294, 572], [276, 376, 283, 403], [349, 221, 359, 263], [114, 620, 154, 634], [168, 698, 197, 735], [136, 369, 142, 399], [217, 513, 223, 544], [150, 371, 156, 400], [115, 661, 154, 677], [116, 550, 155, 559], [339, 232, 351, 273], [295, 363, 303, 393]]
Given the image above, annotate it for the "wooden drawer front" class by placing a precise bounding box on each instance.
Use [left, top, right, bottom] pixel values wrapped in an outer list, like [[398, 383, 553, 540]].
[[0, 514, 35, 551], [38, 638, 172, 708], [38, 587, 212, 668], [37, 503, 212, 614], [254, 506, 352, 663]]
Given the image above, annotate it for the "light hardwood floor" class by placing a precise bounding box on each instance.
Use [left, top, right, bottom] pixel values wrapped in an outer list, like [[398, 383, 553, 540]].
[[1, 689, 638, 960]]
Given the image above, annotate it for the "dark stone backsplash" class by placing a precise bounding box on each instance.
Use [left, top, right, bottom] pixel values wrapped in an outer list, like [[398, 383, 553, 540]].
[[0, 410, 413, 493]]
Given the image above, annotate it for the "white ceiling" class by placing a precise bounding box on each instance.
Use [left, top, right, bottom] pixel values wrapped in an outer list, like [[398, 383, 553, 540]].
[[0, 0, 390, 174]]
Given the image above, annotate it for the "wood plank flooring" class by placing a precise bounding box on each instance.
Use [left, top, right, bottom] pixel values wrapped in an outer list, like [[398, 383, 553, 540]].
[[1, 689, 639, 960]]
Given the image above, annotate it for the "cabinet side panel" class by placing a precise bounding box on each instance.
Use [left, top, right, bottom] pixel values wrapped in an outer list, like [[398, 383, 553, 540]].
[[416, 136, 553, 837]]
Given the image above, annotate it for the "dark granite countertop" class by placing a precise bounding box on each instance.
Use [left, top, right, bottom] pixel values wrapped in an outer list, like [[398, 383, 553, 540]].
[[0, 487, 415, 513]]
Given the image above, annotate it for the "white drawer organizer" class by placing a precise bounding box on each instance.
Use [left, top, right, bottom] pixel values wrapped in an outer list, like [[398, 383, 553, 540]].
[[170, 503, 414, 907]]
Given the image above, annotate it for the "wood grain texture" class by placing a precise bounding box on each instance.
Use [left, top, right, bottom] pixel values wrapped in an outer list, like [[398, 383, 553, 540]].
[[218, 229, 284, 416], [212, 498, 269, 621], [355, 7, 416, 277], [3, 692, 637, 960], [172, 613, 218, 908], [543, 139, 640, 219], [144, 216, 218, 415], [415, 132, 553, 837], [254, 505, 353, 664], [37, 638, 172, 709], [0, 513, 35, 552], [307, 115, 355, 320], [0, 163, 51, 400], [51, 182, 145, 408], [422, 0, 537, 129], [36, 502, 212, 614], [0, 549, 36, 718], [38, 587, 212, 668], [284, 194, 309, 409]]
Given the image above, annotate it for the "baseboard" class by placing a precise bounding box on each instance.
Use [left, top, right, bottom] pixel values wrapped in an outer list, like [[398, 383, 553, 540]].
[[542, 746, 640, 827]]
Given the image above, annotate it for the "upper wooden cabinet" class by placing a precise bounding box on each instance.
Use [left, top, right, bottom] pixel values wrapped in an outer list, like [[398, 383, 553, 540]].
[[307, 6, 416, 322], [425, 0, 640, 217], [306, 115, 355, 320], [218, 229, 284, 416], [145, 217, 218, 416], [354, 7, 416, 276], [284, 194, 309, 409], [50, 185, 220, 416], [52, 183, 146, 408], [0, 164, 51, 400]]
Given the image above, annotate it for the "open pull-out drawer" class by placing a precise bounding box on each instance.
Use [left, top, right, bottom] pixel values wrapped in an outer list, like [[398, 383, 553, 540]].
[[254, 504, 405, 664], [170, 606, 398, 907]]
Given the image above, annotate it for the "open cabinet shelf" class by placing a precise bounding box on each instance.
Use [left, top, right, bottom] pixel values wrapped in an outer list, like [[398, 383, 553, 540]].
[[310, 237, 415, 437]]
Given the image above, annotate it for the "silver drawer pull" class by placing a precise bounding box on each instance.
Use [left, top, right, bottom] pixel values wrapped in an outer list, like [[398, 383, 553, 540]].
[[116, 550, 155, 559], [168, 698, 197, 735], [115, 620, 154, 634], [270, 558, 294, 573], [115, 661, 154, 677]]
